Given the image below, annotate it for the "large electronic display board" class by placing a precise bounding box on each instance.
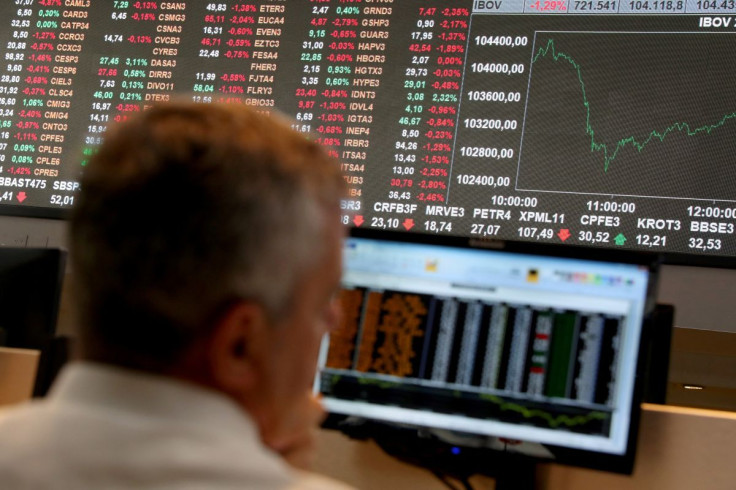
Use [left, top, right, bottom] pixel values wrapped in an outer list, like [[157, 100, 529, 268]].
[[1, 1, 735, 260]]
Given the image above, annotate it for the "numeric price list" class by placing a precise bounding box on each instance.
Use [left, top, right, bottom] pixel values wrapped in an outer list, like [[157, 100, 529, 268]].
[[0, 1, 734, 260]]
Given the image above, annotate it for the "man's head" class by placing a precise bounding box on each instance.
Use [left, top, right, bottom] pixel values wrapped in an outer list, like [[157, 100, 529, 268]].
[[69, 102, 345, 400]]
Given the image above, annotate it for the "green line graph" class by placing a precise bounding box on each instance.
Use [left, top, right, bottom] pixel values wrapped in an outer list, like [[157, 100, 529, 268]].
[[532, 38, 736, 173], [479, 393, 608, 429], [350, 375, 608, 430]]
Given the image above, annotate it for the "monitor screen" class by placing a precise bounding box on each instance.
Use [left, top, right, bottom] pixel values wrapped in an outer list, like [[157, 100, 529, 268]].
[[315, 230, 658, 471], [0, 2, 733, 263]]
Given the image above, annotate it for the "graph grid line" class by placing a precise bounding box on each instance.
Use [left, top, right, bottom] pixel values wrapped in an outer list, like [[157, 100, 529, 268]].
[[531, 38, 736, 173]]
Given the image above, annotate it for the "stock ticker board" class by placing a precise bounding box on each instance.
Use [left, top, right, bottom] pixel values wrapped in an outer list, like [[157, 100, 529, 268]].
[[1, 0, 736, 258]]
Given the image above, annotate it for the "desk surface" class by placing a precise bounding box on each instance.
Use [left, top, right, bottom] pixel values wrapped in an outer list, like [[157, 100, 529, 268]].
[[313, 404, 736, 490], [0, 347, 39, 406]]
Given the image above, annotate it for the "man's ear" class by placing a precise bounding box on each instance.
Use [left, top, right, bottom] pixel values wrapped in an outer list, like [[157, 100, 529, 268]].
[[207, 301, 269, 396]]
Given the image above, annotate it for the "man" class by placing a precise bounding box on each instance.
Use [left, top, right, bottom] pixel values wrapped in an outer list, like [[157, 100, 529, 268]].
[[0, 102, 353, 489]]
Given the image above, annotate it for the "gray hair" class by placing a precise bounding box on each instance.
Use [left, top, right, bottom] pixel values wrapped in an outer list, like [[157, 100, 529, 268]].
[[69, 102, 344, 370]]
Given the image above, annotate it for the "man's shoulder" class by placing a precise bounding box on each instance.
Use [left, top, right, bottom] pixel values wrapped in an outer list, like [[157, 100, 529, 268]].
[[0, 400, 64, 479], [0, 400, 44, 420], [0, 400, 56, 437], [291, 471, 356, 490]]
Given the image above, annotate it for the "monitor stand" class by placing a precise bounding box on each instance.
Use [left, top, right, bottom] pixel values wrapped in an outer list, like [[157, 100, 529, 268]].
[[326, 417, 538, 490], [490, 452, 536, 490]]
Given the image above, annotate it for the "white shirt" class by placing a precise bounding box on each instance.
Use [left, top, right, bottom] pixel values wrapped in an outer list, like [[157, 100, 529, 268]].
[[0, 362, 353, 490]]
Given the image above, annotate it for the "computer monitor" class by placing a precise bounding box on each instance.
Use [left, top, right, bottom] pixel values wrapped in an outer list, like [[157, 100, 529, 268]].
[[315, 230, 658, 478], [0, 247, 66, 396]]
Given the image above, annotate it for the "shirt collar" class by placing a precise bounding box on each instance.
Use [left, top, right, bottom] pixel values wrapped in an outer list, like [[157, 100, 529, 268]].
[[49, 361, 259, 439]]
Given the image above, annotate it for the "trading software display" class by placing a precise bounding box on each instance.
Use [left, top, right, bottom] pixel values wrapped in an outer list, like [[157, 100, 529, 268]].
[[316, 236, 653, 457], [1, 1, 735, 258]]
